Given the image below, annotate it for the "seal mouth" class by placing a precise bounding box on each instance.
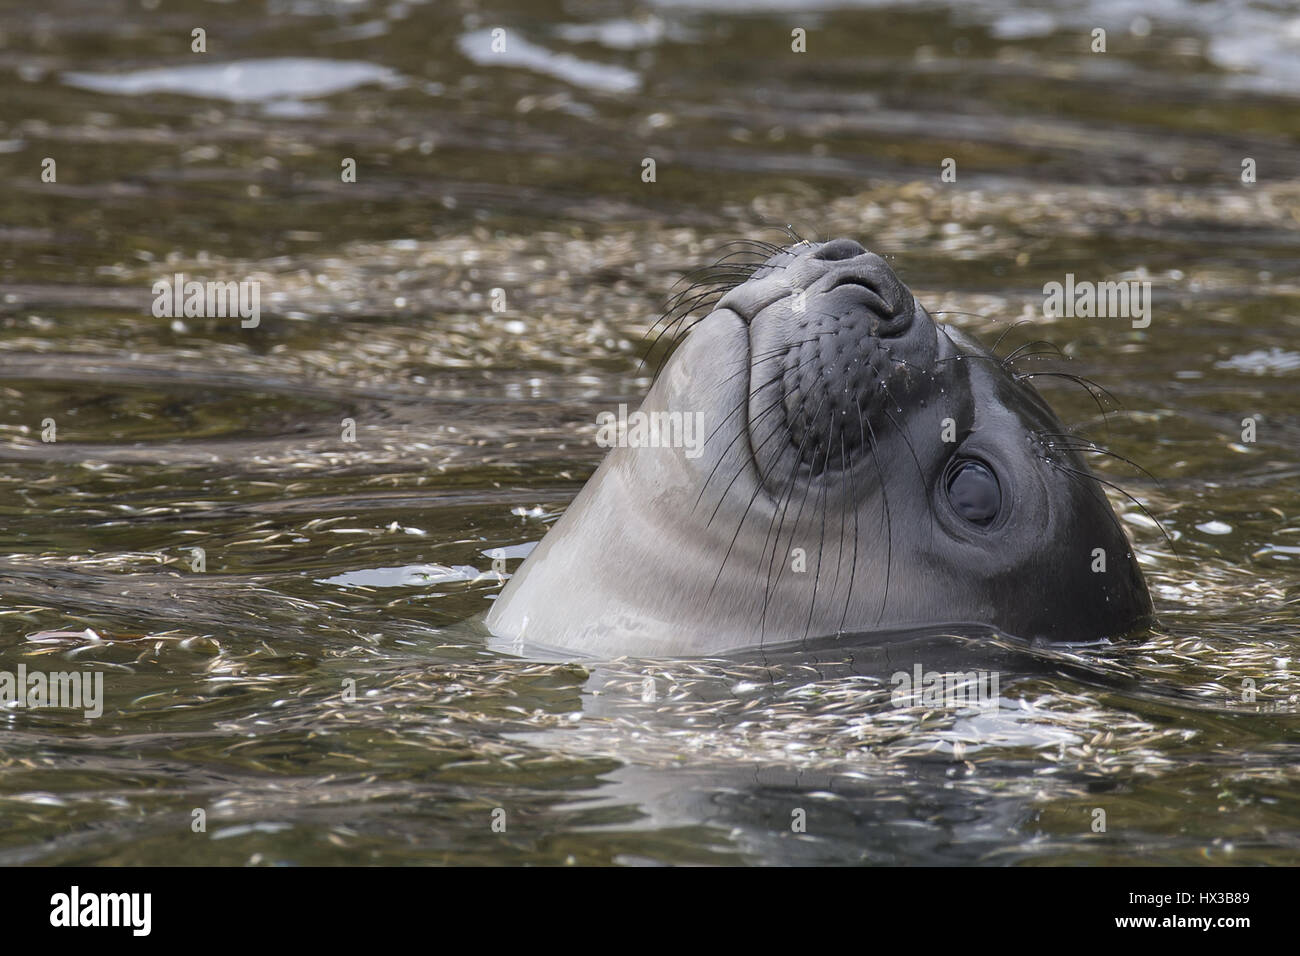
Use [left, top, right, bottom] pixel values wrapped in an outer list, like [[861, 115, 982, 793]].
[[822, 275, 914, 337]]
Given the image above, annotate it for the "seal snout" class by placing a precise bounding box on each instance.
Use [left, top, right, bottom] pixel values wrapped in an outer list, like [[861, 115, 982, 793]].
[[811, 237, 868, 261], [823, 273, 915, 338], [747, 239, 937, 475]]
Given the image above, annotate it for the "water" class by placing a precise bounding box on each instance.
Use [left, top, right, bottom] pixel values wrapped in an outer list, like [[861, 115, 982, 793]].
[[0, 0, 1296, 865]]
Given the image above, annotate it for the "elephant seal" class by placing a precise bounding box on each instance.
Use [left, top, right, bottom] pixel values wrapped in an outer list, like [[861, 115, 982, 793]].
[[486, 238, 1153, 658]]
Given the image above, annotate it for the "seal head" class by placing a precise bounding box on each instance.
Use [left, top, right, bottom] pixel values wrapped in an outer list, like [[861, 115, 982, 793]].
[[487, 239, 1153, 658]]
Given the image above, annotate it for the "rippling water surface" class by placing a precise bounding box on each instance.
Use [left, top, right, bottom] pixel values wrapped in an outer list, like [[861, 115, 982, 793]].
[[0, 0, 1297, 864]]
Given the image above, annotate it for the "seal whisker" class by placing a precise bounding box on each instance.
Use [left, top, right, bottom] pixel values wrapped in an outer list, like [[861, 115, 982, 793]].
[[859, 399, 892, 625], [711, 239, 790, 260], [1044, 458, 1177, 557], [706, 383, 828, 609], [701, 335, 835, 452], [1016, 371, 1123, 411], [1017, 371, 1122, 438], [661, 257, 761, 298], [700, 388, 791, 523], [798, 459, 831, 642], [638, 303, 721, 377], [826, 431, 850, 634], [656, 280, 741, 328], [879, 399, 936, 540], [710, 332, 841, 406], [801, 402, 842, 639], [639, 266, 765, 376], [812, 471, 832, 639], [771, 419, 825, 642], [987, 318, 1039, 358], [639, 307, 721, 377], [755, 392, 829, 643], [709, 247, 779, 264], [876, 379, 931, 494], [699, 344, 832, 520], [1004, 348, 1065, 365], [930, 352, 1002, 370], [1040, 434, 1162, 486], [1002, 338, 1065, 368], [705, 412, 809, 632], [656, 273, 750, 320], [704, 342, 798, 420], [837, 435, 860, 635]]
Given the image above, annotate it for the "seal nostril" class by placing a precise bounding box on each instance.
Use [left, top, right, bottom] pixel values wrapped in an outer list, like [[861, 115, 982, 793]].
[[813, 238, 866, 262]]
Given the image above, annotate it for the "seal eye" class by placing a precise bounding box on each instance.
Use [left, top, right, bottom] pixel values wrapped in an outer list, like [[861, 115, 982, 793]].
[[947, 460, 1000, 526]]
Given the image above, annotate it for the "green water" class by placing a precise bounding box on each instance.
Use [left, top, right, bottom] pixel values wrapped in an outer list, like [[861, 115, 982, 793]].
[[0, 0, 1296, 864]]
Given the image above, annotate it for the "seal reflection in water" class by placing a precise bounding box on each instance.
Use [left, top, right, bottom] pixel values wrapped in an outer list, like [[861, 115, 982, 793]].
[[487, 238, 1153, 658]]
